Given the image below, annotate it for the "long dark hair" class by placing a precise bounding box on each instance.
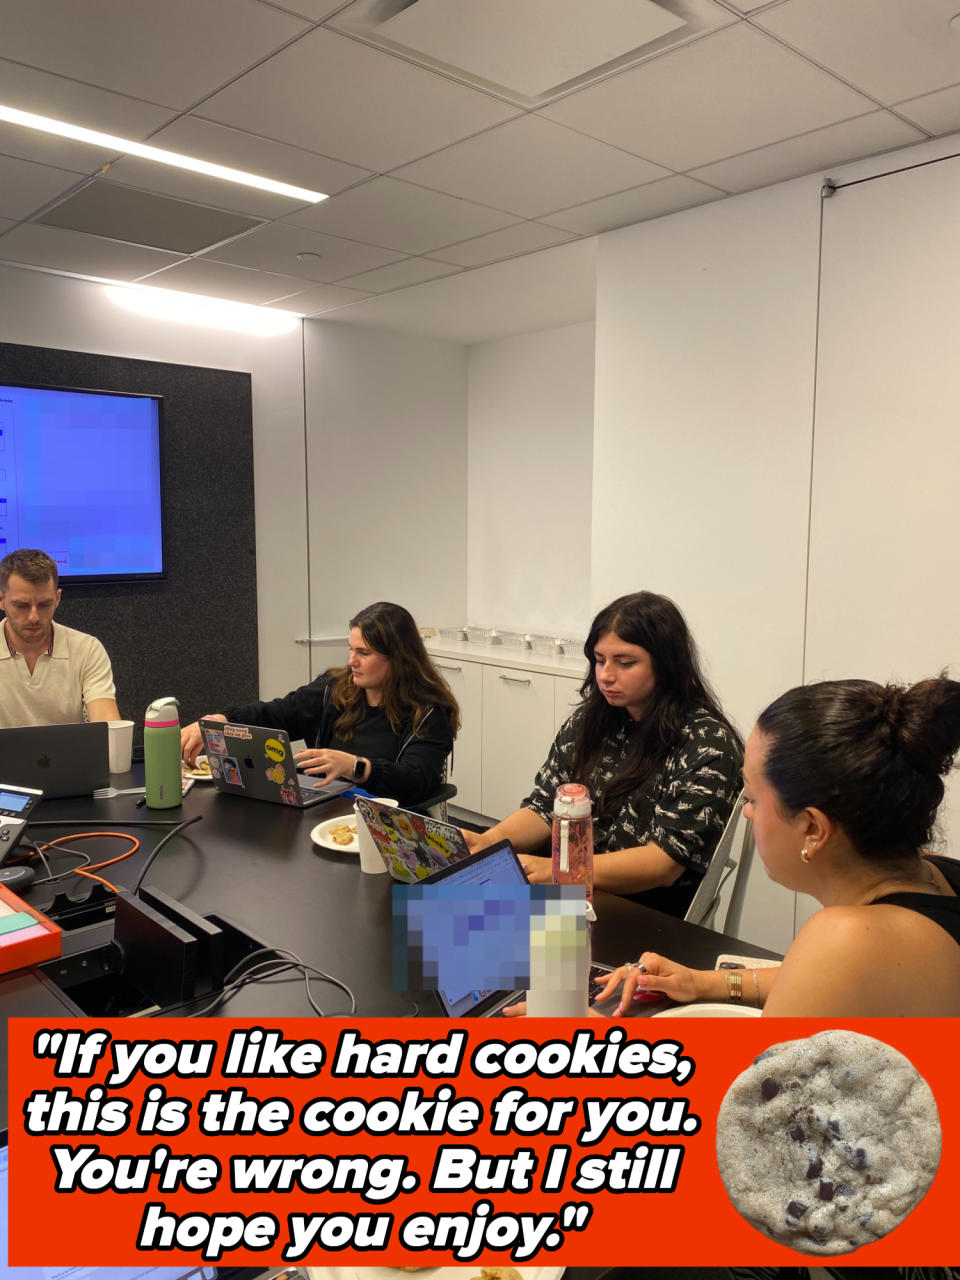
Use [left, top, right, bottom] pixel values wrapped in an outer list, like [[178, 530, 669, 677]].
[[331, 601, 460, 740], [571, 592, 740, 820], [757, 675, 960, 862]]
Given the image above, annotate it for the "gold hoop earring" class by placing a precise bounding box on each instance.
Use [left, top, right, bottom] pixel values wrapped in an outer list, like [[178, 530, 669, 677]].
[[800, 846, 811, 863]]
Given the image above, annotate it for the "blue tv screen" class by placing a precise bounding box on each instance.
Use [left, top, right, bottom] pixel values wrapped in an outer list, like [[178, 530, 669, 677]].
[[0, 381, 164, 582]]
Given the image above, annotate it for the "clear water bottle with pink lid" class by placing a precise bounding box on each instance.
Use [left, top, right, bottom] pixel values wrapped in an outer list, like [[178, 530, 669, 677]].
[[551, 781, 593, 898]]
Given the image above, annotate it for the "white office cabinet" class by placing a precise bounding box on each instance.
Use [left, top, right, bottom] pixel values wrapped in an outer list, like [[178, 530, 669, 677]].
[[553, 675, 583, 733], [481, 664, 557, 821], [433, 657, 482, 813]]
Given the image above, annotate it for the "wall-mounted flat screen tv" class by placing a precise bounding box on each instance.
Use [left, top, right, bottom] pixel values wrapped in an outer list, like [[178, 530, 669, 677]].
[[0, 381, 164, 582]]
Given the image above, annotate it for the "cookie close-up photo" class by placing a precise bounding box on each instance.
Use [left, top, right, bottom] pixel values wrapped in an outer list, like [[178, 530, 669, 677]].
[[716, 1029, 941, 1256]]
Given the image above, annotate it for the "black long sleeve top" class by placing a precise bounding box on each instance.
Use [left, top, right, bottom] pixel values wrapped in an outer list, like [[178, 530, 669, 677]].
[[224, 675, 453, 806]]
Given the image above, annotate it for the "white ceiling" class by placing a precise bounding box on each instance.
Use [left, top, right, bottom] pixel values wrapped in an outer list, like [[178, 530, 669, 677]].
[[0, 0, 957, 343]]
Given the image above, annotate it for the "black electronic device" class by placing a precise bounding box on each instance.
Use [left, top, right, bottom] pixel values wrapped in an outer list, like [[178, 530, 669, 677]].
[[0, 784, 42, 864], [0, 866, 36, 892]]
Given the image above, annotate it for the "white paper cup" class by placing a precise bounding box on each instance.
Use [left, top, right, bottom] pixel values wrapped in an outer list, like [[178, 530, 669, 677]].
[[355, 796, 398, 875], [107, 719, 135, 773]]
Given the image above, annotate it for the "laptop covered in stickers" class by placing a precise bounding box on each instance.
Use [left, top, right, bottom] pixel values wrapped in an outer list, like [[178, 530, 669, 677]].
[[355, 794, 472, 881], [199, 718, 351, 808]]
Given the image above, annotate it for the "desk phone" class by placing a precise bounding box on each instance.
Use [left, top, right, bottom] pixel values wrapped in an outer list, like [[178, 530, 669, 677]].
[[0, 784, 42, 861]]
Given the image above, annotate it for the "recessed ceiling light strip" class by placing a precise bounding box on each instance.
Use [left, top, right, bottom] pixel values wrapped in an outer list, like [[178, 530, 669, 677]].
[[0, 104, 328, 204], [104, 283, 302, 334]]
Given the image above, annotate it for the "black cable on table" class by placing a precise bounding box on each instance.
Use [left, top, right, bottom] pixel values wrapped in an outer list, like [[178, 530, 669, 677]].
[[131, 814, 204, 893]]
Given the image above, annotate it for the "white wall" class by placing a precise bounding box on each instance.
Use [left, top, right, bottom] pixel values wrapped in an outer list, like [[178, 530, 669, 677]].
[[0, 264, 310, 700], [592, 178, 823, 742], [303, 320, 468, 654], [807, 149, 960, 864], [591, 178, 822, 951], [466, 321, 595, 638]]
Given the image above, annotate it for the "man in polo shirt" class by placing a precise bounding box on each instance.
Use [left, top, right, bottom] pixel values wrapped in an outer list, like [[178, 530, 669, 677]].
[[0, 548, 120, 728]]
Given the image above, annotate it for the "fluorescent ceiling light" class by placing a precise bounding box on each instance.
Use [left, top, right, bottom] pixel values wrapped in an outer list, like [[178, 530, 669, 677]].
[[105, 284, 301, 335], [0, 104, 328, 204]]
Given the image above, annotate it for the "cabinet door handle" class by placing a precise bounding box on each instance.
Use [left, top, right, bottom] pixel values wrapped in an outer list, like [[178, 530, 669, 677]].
[[435, 663, 463, 673], [499, 675, 532, 686]]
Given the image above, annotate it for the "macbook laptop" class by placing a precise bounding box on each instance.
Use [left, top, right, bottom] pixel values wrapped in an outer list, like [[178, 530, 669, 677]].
[[406, 839, 613, 1017], [0, 722, 109, 799], [356, 795, 471, 881], [200, 718, 351, 809]]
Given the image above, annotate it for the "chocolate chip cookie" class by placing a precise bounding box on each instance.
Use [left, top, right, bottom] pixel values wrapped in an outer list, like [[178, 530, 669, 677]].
[[716, 1029, 940, 1255]]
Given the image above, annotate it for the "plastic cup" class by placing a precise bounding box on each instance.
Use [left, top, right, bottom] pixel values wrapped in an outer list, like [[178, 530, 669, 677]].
[[355, 796, 398, 874], [108, 719, 135, 773]]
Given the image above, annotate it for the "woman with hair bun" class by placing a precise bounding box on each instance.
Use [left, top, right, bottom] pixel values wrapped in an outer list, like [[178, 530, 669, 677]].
[[600, 675, 960, 1017]]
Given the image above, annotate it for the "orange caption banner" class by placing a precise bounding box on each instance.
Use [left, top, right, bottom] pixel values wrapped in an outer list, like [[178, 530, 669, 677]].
[[7, 1016, 957, 1268]]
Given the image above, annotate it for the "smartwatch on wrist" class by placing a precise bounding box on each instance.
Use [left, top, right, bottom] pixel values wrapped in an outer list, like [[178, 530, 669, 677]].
[[352, 756, 366, 782]]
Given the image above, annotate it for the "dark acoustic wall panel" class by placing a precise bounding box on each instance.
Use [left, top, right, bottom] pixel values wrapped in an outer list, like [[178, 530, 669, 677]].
[[0, 342, 258, 746]]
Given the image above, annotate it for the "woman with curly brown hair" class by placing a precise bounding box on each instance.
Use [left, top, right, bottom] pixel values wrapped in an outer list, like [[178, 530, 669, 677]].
[[181, 601, 459, 806]]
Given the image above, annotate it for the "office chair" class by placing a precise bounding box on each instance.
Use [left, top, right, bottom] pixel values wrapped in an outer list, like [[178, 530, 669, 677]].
[[409, 781, 458, 822], [407, 755, 457, 822], [683, 790, 756, 934]]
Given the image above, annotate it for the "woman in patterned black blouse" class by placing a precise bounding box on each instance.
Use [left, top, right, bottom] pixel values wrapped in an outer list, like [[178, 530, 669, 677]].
[[465, 591, 744, 917]]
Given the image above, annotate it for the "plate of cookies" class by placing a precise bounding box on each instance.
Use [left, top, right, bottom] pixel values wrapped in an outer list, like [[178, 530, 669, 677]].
[[311, 815, 360, 853], [182, 755, 214, 782]]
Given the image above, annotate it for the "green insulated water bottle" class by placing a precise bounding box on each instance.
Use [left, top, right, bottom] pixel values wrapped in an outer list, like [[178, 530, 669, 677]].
[[145, 696, 182, 809]]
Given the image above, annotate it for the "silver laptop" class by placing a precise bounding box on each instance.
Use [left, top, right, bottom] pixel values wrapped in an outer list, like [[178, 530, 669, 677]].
[[200, 718, 351, 808], [415, 840, 615, 1017], [0, 721, 109, 798]]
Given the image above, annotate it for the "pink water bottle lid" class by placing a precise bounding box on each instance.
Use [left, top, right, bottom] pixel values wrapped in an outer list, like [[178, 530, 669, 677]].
[[554, 781, 591, 818]]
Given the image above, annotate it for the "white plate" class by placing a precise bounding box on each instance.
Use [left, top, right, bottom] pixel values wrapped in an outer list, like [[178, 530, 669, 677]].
[[307, 1268, 563, 1280], [312, 814, 360, 853], [182, 754, 214, 782], [651, 1002, 761, 1018]]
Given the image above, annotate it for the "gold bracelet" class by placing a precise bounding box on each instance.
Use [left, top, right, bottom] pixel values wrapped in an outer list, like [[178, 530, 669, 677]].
[[750, 969, 760, 1005], [727, 971, 742, 1003]]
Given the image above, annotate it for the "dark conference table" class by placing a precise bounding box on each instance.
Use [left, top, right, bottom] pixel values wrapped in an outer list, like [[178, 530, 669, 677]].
[[0, 777, 781, 1122]]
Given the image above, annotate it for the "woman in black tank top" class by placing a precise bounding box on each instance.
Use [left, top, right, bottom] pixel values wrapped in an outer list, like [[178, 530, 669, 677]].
[[591, 675, 960, 1017]]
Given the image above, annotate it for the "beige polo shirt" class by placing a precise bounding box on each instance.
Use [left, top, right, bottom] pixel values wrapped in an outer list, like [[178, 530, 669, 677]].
[[0, 621, 116, 727]]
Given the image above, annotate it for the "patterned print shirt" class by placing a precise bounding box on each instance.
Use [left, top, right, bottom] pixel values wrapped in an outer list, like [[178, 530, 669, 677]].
[[522, 703, 743, 891]]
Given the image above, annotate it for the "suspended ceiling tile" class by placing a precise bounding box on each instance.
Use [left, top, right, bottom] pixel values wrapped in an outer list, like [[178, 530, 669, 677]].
[[265, 0, 346, 18], [203, 220, 404, 282], [540, 24, 876, 173], [0, 59, 174, 171], [897, 84, 960, 136], [36, 181, 261, 253], [106, 117, 371, 212], [393, 115, 672, 220], [335, 256, 461, 293], [0, 153, 87, 220], [0, 221, 184, 279], [0, 0, 310, 110], [755, 0, 960, 105], [263, 281, 372, 314], [374, 0, 684, 98], [283, 176, 518, 254], [134, 256, 326, 304], [430, 220, 576, 267], [691, 111, 926, 194], [198, 27, 521, 172], [329, 237, 598, 345], [545, 173, 722, 234]]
